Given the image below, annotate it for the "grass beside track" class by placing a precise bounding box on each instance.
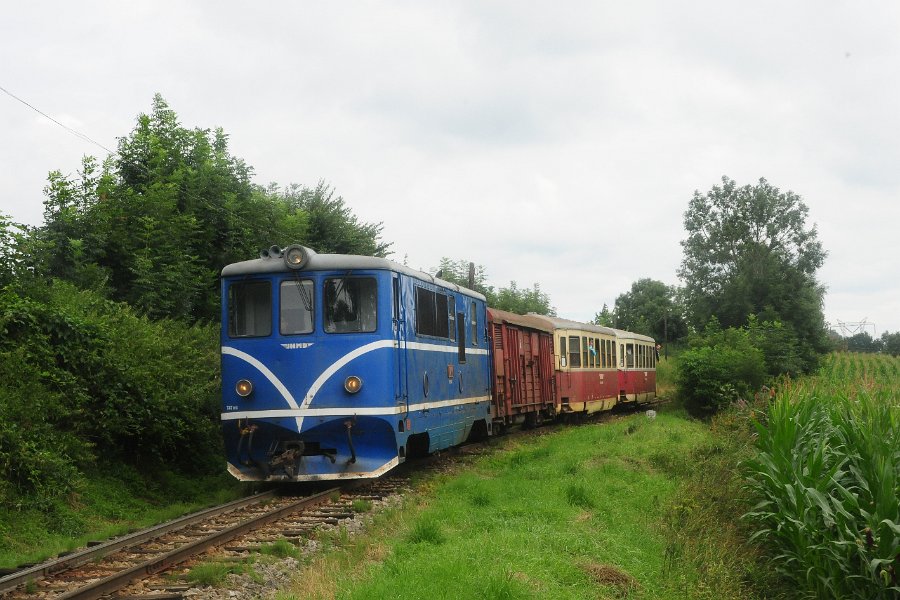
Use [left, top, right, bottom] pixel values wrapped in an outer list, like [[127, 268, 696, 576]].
[[280, 408, 764, 600], [0, 467, 243, 569]]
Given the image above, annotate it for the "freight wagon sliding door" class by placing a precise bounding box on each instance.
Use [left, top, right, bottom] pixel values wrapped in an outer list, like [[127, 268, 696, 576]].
[[519, 331, 539, 411], [505, 327, 523, 411], [538, 333, 554, 410]]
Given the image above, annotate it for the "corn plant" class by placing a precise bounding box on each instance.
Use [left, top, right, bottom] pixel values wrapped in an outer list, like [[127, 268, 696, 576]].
[[744, 356, 899, 598]]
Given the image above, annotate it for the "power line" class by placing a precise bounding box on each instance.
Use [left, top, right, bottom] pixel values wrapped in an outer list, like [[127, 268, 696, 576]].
[[0, 83, 115, 155]]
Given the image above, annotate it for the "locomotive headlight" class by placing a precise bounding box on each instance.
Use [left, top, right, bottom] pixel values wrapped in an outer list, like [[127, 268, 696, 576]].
[[283, 244, 309, 270], [235, 379, 254, 397], [344, 375, 363, 394]]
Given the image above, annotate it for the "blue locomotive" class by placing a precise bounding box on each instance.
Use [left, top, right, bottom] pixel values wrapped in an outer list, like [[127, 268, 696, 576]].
[[220, 245, 491, 481]]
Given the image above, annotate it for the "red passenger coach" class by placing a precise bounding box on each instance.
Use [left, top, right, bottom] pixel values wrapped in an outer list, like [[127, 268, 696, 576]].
[[613, 329, 657, 403], [530, 315, 620, 415], [487, 308, 557, 431]]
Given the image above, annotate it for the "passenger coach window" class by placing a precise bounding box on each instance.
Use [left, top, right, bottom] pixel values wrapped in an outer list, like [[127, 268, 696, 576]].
[[559, 336, 567, 367], [280, 280, 314, 335], [568, 336, 581, 368], [626, 343, 635, 368], [324, 277, 377, 333], [228, 281, 271, 337]]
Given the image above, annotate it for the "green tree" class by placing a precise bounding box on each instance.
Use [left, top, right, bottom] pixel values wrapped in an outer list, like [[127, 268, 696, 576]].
[[0, 214, 30, 287], [679, 176, 828, 372], [493, 281, 555, 316], [269, 182, 390, 257], [881, 331, 900, 356], [611, 278, 687, 342], [432, 258, 555, 315], [33, 95, 389, 322], [592, 303, 614, 327], [434, 258, 491, 295], [845, 332, 880, 353]]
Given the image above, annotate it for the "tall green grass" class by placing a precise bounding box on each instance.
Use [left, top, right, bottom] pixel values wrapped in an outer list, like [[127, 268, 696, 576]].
[[743, 353, 900, 598], [286, 410, 759, 599]]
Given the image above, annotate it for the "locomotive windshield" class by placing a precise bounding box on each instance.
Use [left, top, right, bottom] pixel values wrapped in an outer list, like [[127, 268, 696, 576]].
[[228, 280, 271, 337], [324, 277, 377, 333], [280, 280, 314, 335]]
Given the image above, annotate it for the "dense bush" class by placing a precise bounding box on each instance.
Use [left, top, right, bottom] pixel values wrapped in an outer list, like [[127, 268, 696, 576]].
[[676, 314, 820, 417], [677, 322, 766, 417], [0, 279, 220, 508]]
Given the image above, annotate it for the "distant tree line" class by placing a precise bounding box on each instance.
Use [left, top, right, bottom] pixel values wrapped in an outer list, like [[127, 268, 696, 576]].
[[831, 330, 900, 355]]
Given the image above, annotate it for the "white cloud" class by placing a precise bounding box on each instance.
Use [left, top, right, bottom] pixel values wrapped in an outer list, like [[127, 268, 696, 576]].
[[1, 0, 898, 333]]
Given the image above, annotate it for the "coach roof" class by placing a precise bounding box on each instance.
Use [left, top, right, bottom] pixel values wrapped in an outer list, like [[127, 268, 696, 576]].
[[525, 314, 616, 336]]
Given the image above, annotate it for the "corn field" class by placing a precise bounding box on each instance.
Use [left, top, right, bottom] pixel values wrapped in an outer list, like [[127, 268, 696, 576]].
[[744, 352, 899, 599]]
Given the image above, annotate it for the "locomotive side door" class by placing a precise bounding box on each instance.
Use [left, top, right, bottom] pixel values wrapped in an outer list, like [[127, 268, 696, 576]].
[[393, 275, 409, 414]]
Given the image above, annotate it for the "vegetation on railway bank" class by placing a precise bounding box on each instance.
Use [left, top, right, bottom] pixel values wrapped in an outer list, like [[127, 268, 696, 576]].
[[278, 409, 776, 600], [0, 279, 241, 566]]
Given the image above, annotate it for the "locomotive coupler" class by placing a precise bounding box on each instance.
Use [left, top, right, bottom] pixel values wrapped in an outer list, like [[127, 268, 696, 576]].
[[268, 441, 305, 476]]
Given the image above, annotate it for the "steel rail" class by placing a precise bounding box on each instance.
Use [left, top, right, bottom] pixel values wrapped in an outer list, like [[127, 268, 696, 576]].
[[0, 489, 278, 595], [57, 486, 341, 600]]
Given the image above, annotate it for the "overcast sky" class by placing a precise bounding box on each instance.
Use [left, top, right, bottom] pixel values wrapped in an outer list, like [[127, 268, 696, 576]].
[[2, 1, 898, 335]]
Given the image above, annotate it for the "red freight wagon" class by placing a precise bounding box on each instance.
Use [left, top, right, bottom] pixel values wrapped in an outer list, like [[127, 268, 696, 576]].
[[613, 328, 657, 403], [528, 315, 620, 415], [487, 308, 557, 431]]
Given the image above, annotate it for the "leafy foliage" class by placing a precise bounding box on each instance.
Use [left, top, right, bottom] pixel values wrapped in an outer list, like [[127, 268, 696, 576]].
[[882, 331, 900, 356], [592, 303, 614, 327], [434, 257, 556, 315], [676, 322, 766, 417], [0, 280, 220, 509], [678, 177, 828, 372], [31, 95, 388, 322], [845, 331, 881, 353], [0, 214, 30, 287], [609, 278, 687, 342]]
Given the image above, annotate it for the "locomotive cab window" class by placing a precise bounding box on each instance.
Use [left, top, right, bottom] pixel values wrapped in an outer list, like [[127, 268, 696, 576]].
[[324, 277, 377, 333], [280, 280, 314, 335], [228, 280, 272, 337]]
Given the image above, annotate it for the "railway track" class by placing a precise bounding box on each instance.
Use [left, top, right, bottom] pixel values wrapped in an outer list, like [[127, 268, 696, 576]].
[[0, 478, 409, 600]]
